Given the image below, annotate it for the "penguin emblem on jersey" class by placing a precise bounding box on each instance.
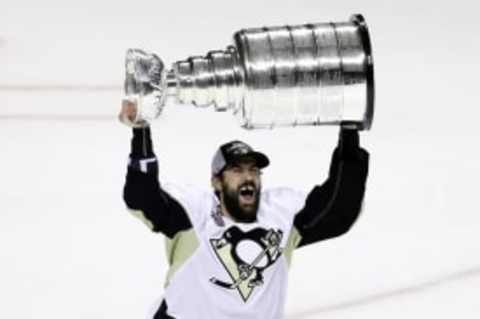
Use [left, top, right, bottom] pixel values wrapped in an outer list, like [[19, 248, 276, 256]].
[[209, 226, 283, 301]]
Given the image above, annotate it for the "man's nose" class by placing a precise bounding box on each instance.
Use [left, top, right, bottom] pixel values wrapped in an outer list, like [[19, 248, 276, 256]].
[[242, 170, 256, 181], [244, 172, 254, 181]]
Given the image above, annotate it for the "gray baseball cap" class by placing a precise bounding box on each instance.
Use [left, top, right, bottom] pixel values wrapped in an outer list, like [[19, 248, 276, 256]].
[[211, 140, 270, 176]]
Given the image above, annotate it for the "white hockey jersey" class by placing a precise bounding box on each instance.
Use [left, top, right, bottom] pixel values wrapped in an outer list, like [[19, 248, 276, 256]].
[[158, 184, 307, 319]]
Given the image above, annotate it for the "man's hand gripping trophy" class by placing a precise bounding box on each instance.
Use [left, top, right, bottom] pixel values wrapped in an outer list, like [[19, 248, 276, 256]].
[[119, 99, 145, 128]]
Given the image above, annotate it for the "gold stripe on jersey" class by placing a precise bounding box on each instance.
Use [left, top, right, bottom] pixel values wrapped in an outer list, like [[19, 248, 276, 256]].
[[128, 209, 155, 230], [283, 227, 302, 268], [165, 229, 199, 287]]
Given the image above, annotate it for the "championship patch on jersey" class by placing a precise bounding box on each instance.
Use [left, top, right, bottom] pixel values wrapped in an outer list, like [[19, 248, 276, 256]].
[[209, 226, 283, 302]]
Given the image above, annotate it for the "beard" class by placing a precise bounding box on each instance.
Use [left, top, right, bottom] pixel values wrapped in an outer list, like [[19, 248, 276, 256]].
[[221, 182, 260, 223]]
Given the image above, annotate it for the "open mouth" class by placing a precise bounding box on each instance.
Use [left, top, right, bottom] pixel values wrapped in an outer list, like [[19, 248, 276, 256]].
[[239, 185, 256, 203]]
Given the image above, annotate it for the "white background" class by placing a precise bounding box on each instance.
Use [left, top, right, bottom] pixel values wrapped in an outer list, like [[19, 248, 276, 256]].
[[1, 0, 480, 318]]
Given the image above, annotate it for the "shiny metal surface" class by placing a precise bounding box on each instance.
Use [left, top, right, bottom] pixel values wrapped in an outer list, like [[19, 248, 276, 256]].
[[124, 14, 374, 130], [173, 47, 243, 111], [124, 49, 167, 124]]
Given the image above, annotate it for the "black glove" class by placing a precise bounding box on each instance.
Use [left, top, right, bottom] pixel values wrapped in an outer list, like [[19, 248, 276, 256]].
[[130, 126, 155, 159], [128, 126, 158, 176], [328, 128, 360, 178], [337, 128, 360, 159]]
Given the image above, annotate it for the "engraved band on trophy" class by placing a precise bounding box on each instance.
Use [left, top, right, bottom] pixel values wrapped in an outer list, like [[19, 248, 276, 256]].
[[124, 14, 374, 130]]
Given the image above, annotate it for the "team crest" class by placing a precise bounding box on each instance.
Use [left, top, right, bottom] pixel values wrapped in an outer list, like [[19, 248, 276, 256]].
[[209, 226, 283, 302]]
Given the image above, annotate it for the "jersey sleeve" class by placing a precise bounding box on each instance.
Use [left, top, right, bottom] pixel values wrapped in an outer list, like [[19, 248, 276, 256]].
[[293, 131, 370, 248], [122, 127, 193, 238]]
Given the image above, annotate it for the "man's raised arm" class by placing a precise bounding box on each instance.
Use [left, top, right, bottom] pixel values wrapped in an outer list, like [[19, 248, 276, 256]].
[[120, 101, 192, 238], [293, 129, 370, 247]]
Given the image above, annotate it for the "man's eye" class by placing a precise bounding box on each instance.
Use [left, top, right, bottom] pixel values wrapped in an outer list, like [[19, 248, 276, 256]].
[[231, 167, 242, 173], [249, 168, 261, 175]]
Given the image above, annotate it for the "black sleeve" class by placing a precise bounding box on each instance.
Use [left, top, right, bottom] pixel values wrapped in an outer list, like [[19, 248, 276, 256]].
[[293, 129, 370, 247], [122, 127, 192, 238]]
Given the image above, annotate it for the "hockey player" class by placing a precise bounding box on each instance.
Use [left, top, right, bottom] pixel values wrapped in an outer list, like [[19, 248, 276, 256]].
[[120, 100, 370, 318]]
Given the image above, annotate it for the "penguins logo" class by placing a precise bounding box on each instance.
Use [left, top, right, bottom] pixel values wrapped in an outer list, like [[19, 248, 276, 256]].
[[209, 226, 283, 301]]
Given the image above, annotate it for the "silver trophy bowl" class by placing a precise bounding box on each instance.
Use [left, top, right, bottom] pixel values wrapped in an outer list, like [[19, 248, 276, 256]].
[[124, 14, 374, 130]]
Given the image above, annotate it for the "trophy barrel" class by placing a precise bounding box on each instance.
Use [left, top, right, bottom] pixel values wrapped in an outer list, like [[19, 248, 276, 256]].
[[232, 14, 374, 129]]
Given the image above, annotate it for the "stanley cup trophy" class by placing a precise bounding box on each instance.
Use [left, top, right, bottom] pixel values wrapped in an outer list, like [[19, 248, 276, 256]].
[[123, 14, 374, 130]]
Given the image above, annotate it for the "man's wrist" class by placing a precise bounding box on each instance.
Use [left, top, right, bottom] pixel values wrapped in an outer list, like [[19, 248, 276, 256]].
[[337, 128, 360, 159], [130, 126, 155, 159], [128, 157, 158, 174]]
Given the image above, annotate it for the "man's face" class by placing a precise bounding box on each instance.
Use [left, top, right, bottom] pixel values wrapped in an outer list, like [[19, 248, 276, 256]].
[[215, 158, 262, 223]]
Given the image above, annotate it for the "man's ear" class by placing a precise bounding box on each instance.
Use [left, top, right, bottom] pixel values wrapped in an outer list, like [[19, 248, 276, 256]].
[[211, 175, 222, 193]]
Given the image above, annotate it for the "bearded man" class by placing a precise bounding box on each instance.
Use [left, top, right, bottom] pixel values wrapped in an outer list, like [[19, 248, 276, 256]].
[[120, 100, 370, 319]]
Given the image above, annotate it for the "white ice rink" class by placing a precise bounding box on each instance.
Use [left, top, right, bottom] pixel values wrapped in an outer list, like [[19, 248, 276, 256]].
[[2, 1, 480, 318]]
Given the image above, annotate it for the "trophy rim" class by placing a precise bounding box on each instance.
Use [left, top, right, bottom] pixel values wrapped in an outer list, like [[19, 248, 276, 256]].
[[351, 14, 375, 131]]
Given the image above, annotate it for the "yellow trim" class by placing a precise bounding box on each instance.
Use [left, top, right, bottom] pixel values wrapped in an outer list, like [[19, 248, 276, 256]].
[[165, 229, 199, 286], [128, 209, 154, 230], [283, 227, 302, 268]]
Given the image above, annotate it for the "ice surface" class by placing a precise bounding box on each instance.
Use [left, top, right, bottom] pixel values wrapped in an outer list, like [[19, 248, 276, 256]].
[[1, 0, 480, 318]]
